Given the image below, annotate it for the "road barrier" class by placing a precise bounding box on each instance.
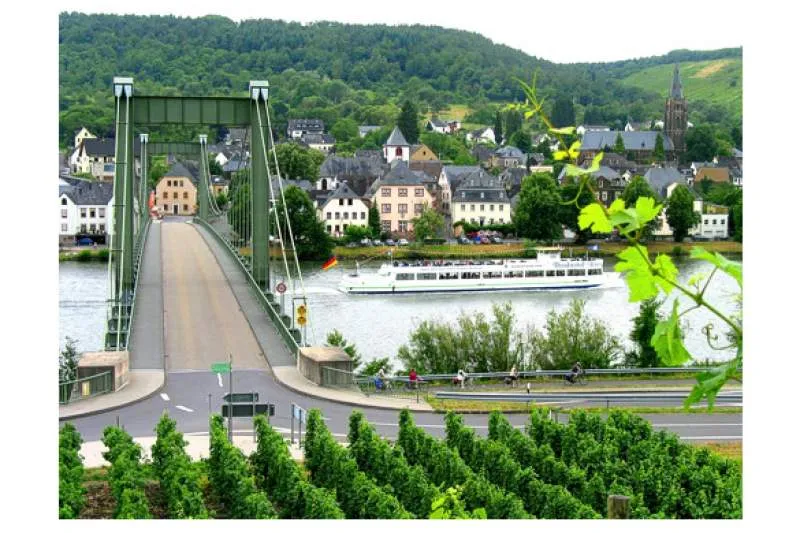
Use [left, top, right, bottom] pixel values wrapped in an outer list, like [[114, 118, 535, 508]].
[[59, 371, 113, 405], [433, 389, 743, 404]]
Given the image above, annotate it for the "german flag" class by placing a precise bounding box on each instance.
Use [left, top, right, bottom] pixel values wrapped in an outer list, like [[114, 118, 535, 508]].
[[322, 256, 338, 270]]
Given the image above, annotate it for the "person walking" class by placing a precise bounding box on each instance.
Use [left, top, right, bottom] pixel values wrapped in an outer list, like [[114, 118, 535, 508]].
[[409, 368, 418, 390]]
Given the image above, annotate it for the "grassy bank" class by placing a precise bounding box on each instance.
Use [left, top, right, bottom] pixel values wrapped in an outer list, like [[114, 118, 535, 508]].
[[59, 249, 110, 262], [333, 240, 742, 260], [425, 397, 742, 414]]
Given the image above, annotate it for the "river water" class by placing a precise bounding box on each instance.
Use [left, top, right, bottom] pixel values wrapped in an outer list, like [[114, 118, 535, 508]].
[[59, 255, 741, 366]]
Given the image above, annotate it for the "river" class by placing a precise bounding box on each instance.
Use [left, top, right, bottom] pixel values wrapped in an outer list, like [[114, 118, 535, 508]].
[[59, 254, 741, 366]]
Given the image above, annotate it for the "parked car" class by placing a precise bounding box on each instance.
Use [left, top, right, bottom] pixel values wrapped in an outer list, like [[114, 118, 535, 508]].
[[385, 239, 396, 246], [490, 236, 503, 244], [479, 236, 490, 244], [397, 238, 409, 246], [360, 238, 373, 246], [77, 237, 94, 246], [372, 239, 383, 246], [457, 236, 471, 245], [345, 242, 359, 248]]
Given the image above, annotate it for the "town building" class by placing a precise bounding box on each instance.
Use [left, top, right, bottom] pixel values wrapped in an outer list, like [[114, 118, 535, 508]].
[[491, 146, 525, 168], [287, 119, 325, 139], [664, 64, 689, 153], [369, 161, 435, 236], [654, 183, 729, 240], [451, 169, 511, 226], [579, 131, 674, 164], [465, 127, 496, 145], [410, 143, 438, 162], [317, 183, 370, 237], [438, 165, 482, 215], [383, 126, 411, 164], [300, 133, 336, 153], [59, 178, 114, 246], [155, 162, 198, 216], [70, 137, 142, 180]]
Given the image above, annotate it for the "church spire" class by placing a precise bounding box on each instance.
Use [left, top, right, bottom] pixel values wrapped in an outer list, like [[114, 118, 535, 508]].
[[670, 63, 684, 99]]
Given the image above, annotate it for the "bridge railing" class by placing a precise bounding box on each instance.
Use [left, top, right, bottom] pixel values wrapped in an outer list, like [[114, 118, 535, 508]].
[[194, 217, 301, 357], [59, 371, 113, 405]]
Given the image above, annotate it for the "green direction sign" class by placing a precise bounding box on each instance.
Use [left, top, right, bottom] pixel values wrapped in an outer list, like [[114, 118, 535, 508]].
[[223, 392, 259, 403], [222, 403, 275, 418], [211, 362, 231, 374]]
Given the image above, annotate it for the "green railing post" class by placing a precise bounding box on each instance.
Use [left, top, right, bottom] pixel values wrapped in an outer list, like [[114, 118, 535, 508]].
[[139, 133, 149, 233], [198, 134, 209, 221]]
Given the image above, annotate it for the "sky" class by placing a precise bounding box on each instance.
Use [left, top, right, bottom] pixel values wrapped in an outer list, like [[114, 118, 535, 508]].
[[59, 0, 744, 64]]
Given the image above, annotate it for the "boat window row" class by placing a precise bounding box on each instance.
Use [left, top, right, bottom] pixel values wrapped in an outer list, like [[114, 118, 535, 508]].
[[394, 268, 602, 281]]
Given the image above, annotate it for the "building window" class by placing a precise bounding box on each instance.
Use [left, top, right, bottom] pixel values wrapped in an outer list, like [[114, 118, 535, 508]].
[[398, 204, 408, 216], [61, 209, 68, 219], [343, 212, 349, 220], [399, 188, 408, 197], [490, 204, 495, 211], [167, 180, 172, 187], [395, 147, 403, 157], [339, 199, 344, 206], [360, 212, 366, 220], [163, 204, 168, 212], [704, 219, 709, 225], [90, 224, 96, 232], [381, 220, 391, 232], [80, 208, 87, 218], [381, 204, 391, 214], [327, 225, 332, 233], [326, 212, 332, 220], [381, 188, 391, 197], [173, 192, 178, 199], [499, 205, 504, 211], [343, 224, 348, 231], [183, 192, 188, 199], [480, 192, 485, 199], [90, 208, 96, 218], [334, 225, 340, 233], [415, 188, 424, 197], [470, 204, 475, 212], [601, 191, 607, 201], [348, 199, 353, 206], [61, 224, 68, 232], [183, 204, 188, 212], [61, 198, 67, 205], [398, 221, 408, 232], [480, 205, 485, 212], [99, 208, 105, 218], [335, 212, 341, 219], [80, 224, 87, 233], [163, 192, 168, 199], [713, 219, 717, 225], [352, 212, 358, 220], [460, 204, 465, 211], [414, 204, 423, 214], [99, 224, 105, 232], [179, 180, 183, 187]]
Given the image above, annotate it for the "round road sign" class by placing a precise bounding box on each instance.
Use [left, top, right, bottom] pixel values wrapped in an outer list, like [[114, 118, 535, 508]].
[[276, 282, 287, 294]]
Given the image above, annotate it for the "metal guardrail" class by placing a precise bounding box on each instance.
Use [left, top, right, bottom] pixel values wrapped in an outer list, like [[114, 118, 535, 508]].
[[417, 367, 717, 382], [433, 390, 743, 404], [195, 217, 301, 357], [59, 371, 113, 405]]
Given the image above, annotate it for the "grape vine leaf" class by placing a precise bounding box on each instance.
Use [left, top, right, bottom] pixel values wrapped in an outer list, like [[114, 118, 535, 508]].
[[553, 150, 569, 161], [651, 253, 678, 290], [578, 203, 612, 233], [651, 300, 691, 366], [684, 347, 742, 409], [690, 247, 742, 288], [634, 196, 662, 225], [549, 126, 575, 135], [615, 245, 660, 301]]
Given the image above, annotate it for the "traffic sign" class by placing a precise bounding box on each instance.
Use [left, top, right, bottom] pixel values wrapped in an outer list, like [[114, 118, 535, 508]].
[[276, 282, 286, 294], [223, 392, 259, 403], [296, 304, 307, 326], [222, 403, 275, 418], [211, 362, 231, 374]]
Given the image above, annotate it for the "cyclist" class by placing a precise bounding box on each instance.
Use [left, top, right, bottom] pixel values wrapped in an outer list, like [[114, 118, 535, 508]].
[[566, 362, 583, 384]]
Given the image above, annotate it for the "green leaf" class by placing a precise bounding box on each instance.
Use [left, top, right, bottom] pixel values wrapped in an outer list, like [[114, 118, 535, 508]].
[[608, 207, 641, 235], [634, 196, 662, 225], [584, 152, 604, 173], [578, 203, 612, 233], [651, 254, 677, 294], [684, 353, 741, 409], [687, 272, 707, 289], [608, 198, 626, 215], [651, 300, 691, 366], [549, 126, 575, 135], [615, 245, 659, 301], [553, 150, 569, 161], [690, 247, 742, 288], [568, 140, 581, 159], [565, 163, 593, 177]]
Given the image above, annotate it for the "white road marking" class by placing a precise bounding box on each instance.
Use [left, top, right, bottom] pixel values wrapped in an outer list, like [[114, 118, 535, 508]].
[[217, 373, 223, 387], [160, 393, 170, 401], [175, 405, 194, 413]]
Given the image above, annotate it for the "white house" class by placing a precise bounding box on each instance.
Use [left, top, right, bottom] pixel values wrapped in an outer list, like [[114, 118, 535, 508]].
[[287, 119, 325, 139], [438, 165, 481, 215], [653, 182, 729, 240], [576, 124, 610, 136], [451, 169, 511, 226], [301, 133, 336, 154], [465, 127, 496, 145], [71, 137, 141, 180], [425, 118, 449, 134], [317, 182, 370, 236], [383, 126, 410, 164], [59, 179, 114, 246]]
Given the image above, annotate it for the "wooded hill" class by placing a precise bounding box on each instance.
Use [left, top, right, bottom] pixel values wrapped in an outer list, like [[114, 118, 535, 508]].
[[59, 13, 742, 147]]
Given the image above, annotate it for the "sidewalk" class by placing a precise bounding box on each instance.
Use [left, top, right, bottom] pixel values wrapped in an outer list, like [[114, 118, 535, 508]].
[[59, 370, 164, 420], [272, 366, 434, 412], [79, 434, 306, 469]]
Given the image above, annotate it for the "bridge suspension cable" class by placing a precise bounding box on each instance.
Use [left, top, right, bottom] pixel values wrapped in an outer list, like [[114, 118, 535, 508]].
[[255, 96, 316, 345]]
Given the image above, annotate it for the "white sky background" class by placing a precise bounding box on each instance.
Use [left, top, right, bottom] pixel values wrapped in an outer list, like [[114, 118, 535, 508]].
[[58, 0, 744, 64]]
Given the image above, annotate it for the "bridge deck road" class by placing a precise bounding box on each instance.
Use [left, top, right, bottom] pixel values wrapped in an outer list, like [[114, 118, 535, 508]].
[[161, 219, 269, 370]]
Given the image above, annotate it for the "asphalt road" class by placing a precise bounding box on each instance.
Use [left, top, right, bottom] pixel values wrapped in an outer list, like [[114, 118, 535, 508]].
[[65, 370, 743, 443]]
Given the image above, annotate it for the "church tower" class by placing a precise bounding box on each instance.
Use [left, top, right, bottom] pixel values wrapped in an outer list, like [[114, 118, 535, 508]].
[[664, 63, 688, 153]]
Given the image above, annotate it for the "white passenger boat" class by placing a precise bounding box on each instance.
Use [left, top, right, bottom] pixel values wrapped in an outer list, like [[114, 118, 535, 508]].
[[338, 247, 621, 294]]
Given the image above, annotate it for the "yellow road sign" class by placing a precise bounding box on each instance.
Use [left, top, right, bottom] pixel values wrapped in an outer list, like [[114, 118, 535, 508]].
[[297, 316, 307, 326]]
